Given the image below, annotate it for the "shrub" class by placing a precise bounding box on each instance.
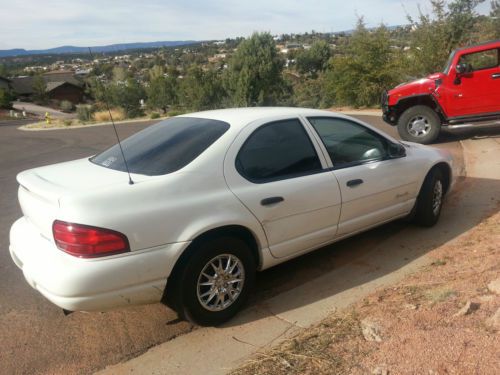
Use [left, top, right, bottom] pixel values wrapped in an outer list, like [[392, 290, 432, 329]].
[[76, 105, 94, 122], [0, 88, 14, 109], [63, 119, 73, 126], [150, 112, 160, 119], [60, 100, 74, 113], [167, 109, 185, 117], [93, 108, 126, 122]]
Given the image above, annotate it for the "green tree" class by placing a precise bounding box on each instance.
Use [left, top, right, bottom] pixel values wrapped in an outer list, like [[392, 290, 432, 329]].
[[0, 64, 8, 77], [87, 77, 107, 102], [112, 66, 129, 82], [324, 20, 403, 107], [179, 65, 226, 111], [0, 88, 14, 108], [291, 76, 328, 108], [147, 75, 178, 112], [32, 74, 47, 104], [295, 40, 331, 76], [109, 79, 145, 118], [225, 32, 286, 106], [148, 65, 165, 81], [492, 1, 500, 37], [407, 0, 485, 75]]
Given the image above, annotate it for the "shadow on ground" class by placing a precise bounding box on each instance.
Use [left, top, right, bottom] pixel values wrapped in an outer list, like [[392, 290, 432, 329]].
[[226, 174, 500, 326]]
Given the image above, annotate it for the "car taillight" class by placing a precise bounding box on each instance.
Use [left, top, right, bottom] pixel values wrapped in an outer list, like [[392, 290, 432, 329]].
[[53, 220, 130, 258]]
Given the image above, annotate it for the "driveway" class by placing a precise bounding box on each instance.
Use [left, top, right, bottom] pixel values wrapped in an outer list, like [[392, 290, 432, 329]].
[[0, 116, 496, 374], [12, 101, 75, 119]]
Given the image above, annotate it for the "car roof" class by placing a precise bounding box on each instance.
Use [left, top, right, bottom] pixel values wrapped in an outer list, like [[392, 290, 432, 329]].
[[178, 107, 338, 129], [454, 39, 500, 54]]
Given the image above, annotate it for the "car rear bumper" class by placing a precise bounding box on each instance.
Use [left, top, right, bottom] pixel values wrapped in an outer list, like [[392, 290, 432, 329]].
[[9, 217, 189, 312]]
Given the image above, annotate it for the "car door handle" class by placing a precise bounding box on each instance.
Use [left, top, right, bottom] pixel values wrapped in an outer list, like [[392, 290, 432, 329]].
[[492, 73, 500, 79], [346, 179, 364, 187], [260, 196, 284, 206]]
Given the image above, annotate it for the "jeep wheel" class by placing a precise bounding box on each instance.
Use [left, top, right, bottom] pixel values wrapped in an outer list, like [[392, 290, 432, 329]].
[[397, 105, 441, 144]]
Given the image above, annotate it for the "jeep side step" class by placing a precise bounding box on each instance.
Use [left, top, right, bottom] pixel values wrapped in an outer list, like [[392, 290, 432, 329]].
[[444, 119, 500, 130]]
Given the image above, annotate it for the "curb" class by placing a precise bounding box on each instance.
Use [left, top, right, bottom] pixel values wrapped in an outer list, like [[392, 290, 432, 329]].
[[18, 117, 168, 131]]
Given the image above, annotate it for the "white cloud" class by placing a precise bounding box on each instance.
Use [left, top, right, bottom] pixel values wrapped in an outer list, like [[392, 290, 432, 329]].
[[0, 0, 493, 50]]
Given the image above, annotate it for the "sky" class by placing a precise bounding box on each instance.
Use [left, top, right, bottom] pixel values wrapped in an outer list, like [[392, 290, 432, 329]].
[[0, 0, 493, 50]]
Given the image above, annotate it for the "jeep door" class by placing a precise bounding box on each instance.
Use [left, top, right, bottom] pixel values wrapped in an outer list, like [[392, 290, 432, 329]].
[[447, 47, 500, 117]]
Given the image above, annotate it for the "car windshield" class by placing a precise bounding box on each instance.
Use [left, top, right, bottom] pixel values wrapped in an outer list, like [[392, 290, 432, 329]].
[[443, 51, 456, 74], [91, 117, 230, 176]]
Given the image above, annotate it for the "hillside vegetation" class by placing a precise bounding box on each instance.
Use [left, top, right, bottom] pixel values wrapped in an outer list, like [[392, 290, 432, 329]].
[[1, 0, 499, 116]]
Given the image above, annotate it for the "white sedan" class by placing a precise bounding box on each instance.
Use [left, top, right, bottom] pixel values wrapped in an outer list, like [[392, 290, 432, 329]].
[[9, 107, 454, 325]]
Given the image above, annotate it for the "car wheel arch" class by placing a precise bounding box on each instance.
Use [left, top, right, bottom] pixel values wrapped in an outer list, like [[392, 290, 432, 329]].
[[161, 224, 261, 310], [428, 162, 451, 194]]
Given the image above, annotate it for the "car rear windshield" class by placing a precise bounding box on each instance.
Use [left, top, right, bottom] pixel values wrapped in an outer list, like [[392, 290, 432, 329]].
[[91, 117, 230, 176]]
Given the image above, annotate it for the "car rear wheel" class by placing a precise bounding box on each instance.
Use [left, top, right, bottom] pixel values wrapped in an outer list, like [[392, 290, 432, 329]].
[[175, 236, 255, 326], [397, 105, 441, 144], [412, 168, 444, 227]]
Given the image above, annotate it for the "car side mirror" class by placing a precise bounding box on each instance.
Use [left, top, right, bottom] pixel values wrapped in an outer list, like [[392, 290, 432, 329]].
[[456, 62, 472, 75], [388, 143, 406, 158]]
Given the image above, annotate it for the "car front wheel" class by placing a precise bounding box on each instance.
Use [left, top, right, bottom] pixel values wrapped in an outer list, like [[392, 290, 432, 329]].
[[175, 236, 255, 326], [397, 105, 441, 144]]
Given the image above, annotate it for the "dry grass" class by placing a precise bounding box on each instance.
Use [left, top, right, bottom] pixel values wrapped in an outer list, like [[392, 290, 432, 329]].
[[93, 108, 126, 122], [232, 207, 500, 375], [232, 312, 370, 375], [424, 287, 457, 304]]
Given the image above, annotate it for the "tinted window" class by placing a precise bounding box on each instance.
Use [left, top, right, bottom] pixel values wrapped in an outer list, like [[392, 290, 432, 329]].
[[459, 49, 499, 71], [308, 117, 388, 168], [236, 119, 321, 182], [91, 117, 229, 176]]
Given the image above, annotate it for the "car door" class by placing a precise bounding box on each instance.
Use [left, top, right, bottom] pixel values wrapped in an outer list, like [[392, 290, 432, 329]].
[[305, 116, 421, 236], [224, 117, 342, 259], [446, 47, 500, 117]]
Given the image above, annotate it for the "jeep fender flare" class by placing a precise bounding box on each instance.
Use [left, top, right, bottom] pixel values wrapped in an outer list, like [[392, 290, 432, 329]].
[[393, 94, 447, 124]]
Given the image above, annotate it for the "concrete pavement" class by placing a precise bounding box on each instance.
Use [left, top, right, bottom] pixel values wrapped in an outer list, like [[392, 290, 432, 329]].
[[13, 101, 75, 119]]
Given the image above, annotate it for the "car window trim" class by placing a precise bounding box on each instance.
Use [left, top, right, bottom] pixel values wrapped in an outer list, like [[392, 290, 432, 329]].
[[235, 118, 324, 184], [304, 116, 404, 169]]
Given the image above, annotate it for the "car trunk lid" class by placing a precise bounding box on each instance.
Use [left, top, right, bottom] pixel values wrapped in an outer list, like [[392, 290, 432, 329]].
[[17, 157, 146, 239]]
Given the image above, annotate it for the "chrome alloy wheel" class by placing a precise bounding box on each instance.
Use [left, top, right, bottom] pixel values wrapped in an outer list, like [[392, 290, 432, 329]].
[[407, 115, 431, 137], [197, 254, 245, 312], [432, 180, 443, 216]]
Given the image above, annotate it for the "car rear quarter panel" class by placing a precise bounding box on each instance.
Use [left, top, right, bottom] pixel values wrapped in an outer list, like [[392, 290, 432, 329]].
[[56, 148, 269, 267]]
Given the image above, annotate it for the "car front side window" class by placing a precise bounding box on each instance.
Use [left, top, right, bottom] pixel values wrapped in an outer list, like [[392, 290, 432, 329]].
[[307, 117, 389, 169], [236, 118, 322, 182], [459, 49, 499, 72]]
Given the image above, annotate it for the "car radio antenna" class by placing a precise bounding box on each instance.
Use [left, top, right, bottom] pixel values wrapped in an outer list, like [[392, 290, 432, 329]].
[[88, 47, 134, 185]]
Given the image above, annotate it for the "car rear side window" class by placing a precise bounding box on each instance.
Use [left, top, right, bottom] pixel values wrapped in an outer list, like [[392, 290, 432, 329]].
[[236, 119, 322, 182], [91, 117, 229, 176]]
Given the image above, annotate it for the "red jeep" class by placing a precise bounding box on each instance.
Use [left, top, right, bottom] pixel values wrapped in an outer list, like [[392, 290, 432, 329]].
[[382, 40, 500, 144]]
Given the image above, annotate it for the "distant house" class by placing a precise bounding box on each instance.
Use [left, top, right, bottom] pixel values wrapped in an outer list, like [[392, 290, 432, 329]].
[[0, 76, 11, 91], [10, 71, 85, 104]]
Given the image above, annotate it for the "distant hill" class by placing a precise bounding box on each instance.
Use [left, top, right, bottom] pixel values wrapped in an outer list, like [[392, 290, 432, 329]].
[[0, 40, 199, 58]]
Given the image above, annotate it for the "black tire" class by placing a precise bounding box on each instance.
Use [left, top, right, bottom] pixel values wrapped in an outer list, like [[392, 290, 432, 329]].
[[173, 236, 255, 326], [413, 168, 445, 227], [397, 105, 441, 144]]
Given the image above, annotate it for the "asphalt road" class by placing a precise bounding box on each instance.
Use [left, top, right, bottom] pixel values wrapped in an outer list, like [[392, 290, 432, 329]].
[[0, 115, 477, 374]]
